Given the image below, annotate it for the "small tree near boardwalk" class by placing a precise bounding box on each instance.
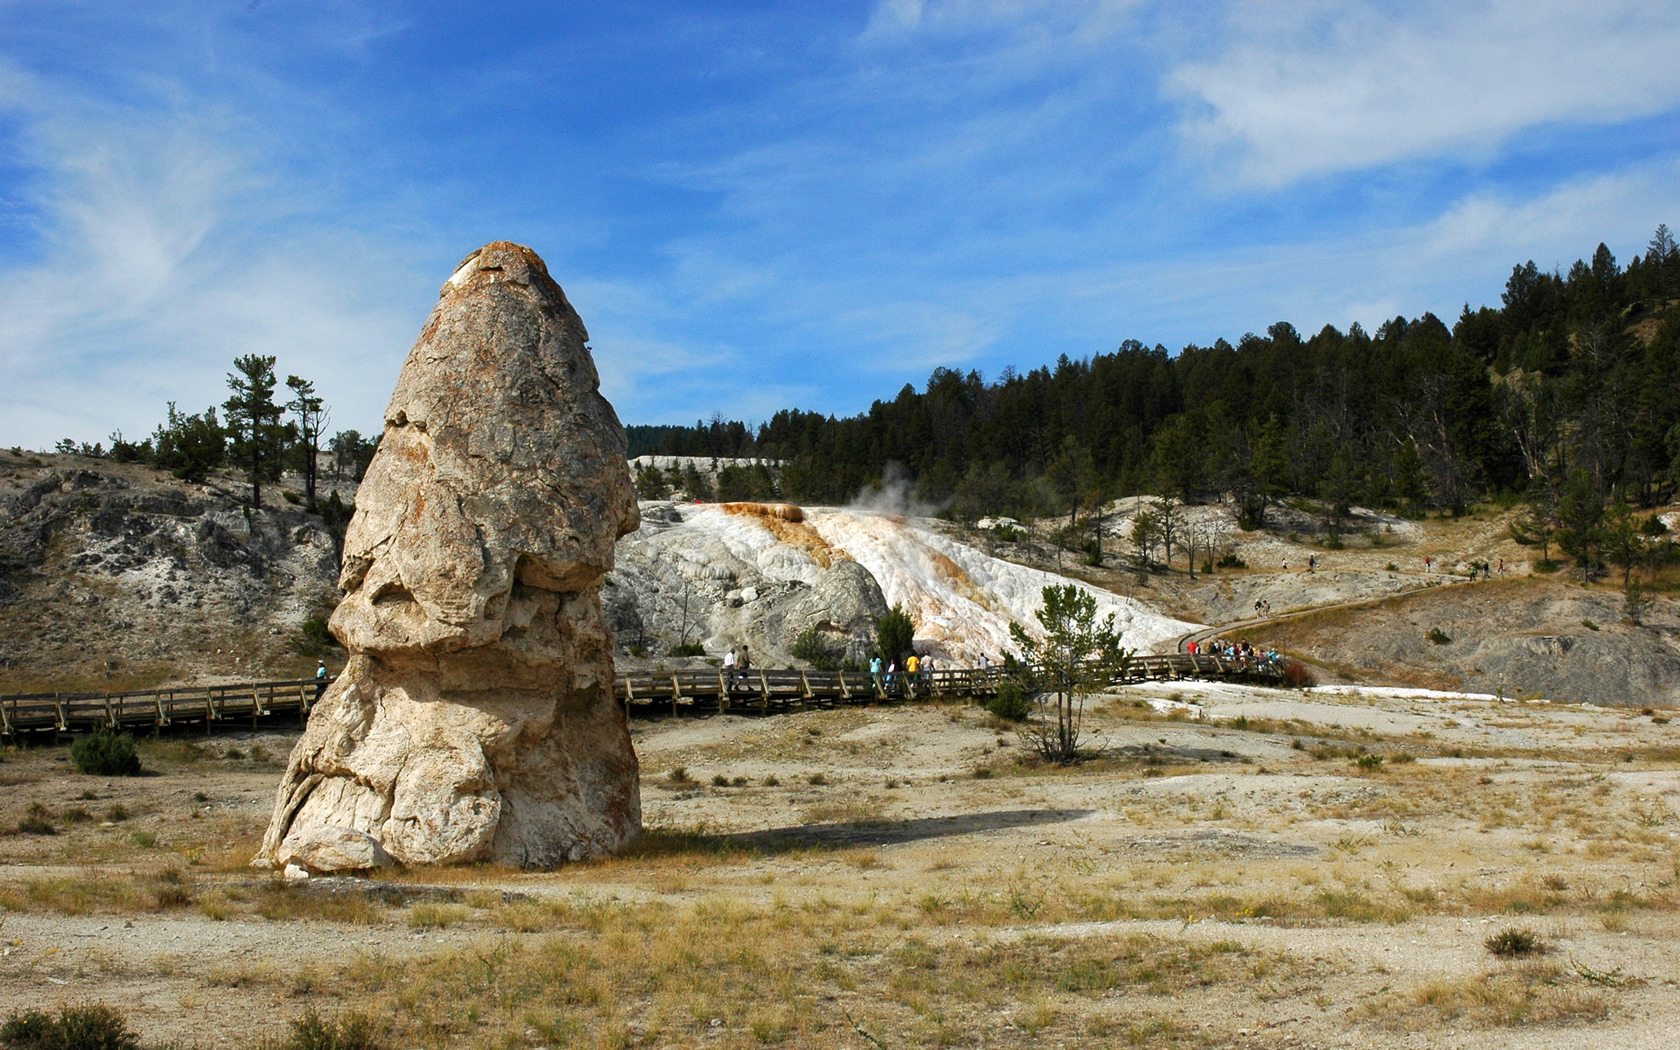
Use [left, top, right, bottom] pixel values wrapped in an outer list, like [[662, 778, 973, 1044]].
[[876, 603, 915, 663], [1009, 584, 1130, 763], [70, 727, 142, 776]]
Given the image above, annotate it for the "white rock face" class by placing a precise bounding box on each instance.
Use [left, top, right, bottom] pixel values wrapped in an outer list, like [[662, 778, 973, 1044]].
[[258, 242, 640, 872], [607, 502, 1199, 665]]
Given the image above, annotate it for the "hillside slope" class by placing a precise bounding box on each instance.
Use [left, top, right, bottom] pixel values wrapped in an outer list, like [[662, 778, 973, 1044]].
[[0, 449, 341, 690]]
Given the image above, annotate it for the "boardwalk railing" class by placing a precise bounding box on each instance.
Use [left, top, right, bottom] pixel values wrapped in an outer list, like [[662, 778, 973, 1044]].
[[1, 654, 1280, 737], [616, 653, 1281, 716], [0, 679, 327, 739]]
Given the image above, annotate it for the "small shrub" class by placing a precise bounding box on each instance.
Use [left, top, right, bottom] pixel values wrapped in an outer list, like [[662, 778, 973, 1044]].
[[1279, 659, 1317, 689], [1485, 927, 1546, 958], [69, 729, 142, 777], [791, 626, 840, 671], [1385, 562, 1399, 572], [1216, 553, 1246, 569], [668, 642, 706, 657], [806, 772, 828, 786], [0, 1003, 141, 1050], [291, 614, 335, 655], [1353, 753, 1384, 771], [102, 803, 129, 823], [986, 679, 1030, 722], [1426, 628, 1451, 645], [711, 774, 730, 787], [666, 766, 693, 784], [276, 1008, 387, 1050], [1582, 619, 1599, 631], [763, 775, 780, 787], [17, 802, 56, 836]]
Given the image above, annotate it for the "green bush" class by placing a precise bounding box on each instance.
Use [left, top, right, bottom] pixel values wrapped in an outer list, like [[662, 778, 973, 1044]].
[[1, 1003, 141, 1050], [791, 626, 840, 670], [667, 642, 705, 657], [1426, 627, 1451, 645], [986, 679, 1031, 722], [290, 611, 339, 656], [69, 729, 141, 777], [273, 1009, 386, 1050]]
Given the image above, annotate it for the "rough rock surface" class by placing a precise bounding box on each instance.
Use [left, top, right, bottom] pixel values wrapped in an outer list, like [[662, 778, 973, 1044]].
[[259, 242, 640, 871], [606, 502, 888, 667]]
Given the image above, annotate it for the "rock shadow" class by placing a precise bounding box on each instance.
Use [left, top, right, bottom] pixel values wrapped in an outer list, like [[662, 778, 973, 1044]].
[[713, 807, 1092, 853]]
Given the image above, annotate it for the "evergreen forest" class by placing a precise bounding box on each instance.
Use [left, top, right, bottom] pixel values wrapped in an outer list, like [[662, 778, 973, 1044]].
[[629, 227, 1680, 533]]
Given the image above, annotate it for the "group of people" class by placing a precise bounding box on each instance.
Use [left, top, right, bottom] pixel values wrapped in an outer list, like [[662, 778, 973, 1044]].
[[722, 644, 753, 689], [1424, 555, 1505, 578], [869, 651, 937, 693], [1187, 637, 1279, 671]]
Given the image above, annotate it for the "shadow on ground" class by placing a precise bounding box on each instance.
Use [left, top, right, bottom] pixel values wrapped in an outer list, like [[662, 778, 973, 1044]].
[[644, 808, 1093, 856]]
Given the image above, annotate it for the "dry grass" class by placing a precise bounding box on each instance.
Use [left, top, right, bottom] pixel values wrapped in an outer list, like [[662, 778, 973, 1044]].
[[1375, 962, 1609, 1030], [305, 899, 1304, 1049]]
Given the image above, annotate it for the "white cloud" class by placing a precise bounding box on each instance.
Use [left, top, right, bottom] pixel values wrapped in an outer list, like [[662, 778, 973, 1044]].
[[0, 82, 430, 449], [1170, 0, 1680, 185]]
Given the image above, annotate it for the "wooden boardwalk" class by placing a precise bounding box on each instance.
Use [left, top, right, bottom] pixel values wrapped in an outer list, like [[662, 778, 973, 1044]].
[[0, 654, 1280, 738]]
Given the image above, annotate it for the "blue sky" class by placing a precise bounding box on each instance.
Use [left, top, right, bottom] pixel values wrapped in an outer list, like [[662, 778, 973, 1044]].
[[4, 0, 1680, 449]]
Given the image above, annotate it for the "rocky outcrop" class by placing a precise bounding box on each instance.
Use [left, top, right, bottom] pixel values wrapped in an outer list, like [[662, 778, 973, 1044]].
[[259, 242, 640, 872], [606, 502, 888, 666]]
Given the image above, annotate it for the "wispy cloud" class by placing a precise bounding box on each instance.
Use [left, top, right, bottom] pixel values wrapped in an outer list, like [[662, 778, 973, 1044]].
[[1170, 0, 1680, 186], [0, 71, 428, 446]]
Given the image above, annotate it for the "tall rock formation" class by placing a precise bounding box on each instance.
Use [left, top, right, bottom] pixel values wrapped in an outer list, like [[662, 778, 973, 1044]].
[[258, 242, 640, 872]]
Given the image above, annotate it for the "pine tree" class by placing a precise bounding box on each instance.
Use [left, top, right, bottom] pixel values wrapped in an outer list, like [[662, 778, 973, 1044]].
[[224, 354, 286, 508], [285, 375, 329, 509]]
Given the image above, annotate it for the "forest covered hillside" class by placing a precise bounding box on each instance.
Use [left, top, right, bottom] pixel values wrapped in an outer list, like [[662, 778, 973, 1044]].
[[631, 227, 1680, 530]]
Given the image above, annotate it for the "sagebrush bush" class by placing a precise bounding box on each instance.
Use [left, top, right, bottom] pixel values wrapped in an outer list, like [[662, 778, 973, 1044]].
[[17, 802, 56, 836], [0, 1003, 140, 1050], [986, 679, 1031, 721], [1485, 927, 1547, 958], [69, 729, 141, 777], [272, 1009, 386, 1050]]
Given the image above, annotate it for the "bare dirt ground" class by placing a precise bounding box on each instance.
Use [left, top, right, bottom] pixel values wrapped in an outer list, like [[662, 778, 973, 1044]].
[[3, 686, 1677, 1049]]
